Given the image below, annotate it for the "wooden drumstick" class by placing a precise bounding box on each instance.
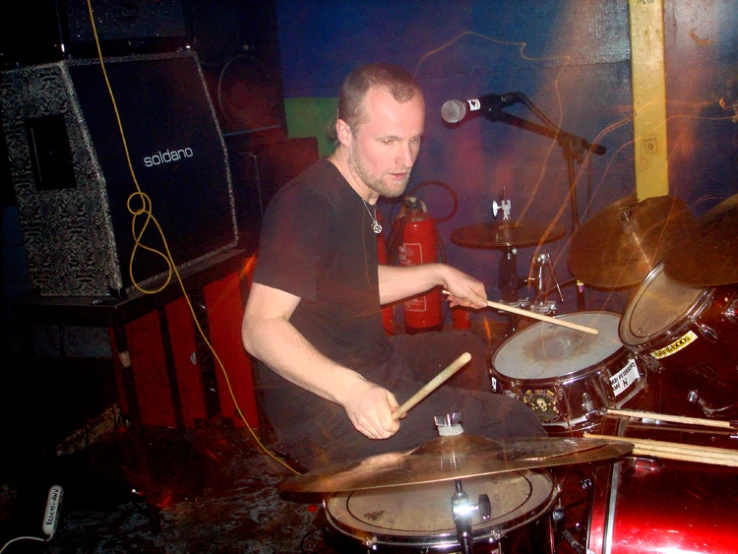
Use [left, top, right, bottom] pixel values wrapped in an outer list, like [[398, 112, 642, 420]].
[[606, 409, 738, 430], [392, 352, 472, 421], [584, 433, 738, 467], [442, 290, 598, 335]]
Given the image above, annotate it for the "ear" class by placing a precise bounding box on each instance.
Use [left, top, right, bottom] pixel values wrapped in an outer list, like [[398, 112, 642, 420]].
[[335, 118, 353, 147]]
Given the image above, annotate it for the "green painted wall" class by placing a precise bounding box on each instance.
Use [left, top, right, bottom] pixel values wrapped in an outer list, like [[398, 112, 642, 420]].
[[284, 97, 338, 157]]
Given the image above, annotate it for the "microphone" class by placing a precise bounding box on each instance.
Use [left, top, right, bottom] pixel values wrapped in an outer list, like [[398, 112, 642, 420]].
[[441, 93, 521, 124]]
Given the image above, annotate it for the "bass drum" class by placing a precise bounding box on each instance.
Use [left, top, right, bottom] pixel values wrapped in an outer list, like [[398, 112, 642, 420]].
[[585, 415, 738, 554], [324, 470, 556, 553], [490, 312, 646, 434], [619, 261, 738, 414]]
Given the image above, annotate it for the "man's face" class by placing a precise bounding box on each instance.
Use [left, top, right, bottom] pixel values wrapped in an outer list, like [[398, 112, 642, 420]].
[[345, 86, 425, 199]]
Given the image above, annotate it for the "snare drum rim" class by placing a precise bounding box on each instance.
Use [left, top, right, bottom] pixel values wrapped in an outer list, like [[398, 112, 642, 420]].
[[324, 470, 557, 550], [491, 311, 623, 381], [619, 263, 711, 349], [491, 343, 632, 388]]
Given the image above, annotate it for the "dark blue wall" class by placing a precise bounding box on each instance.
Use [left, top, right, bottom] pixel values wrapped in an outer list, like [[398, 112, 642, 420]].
[[277, 0, 637, 311], [665, 0, 738, 217], [275, 0, 738, 316]]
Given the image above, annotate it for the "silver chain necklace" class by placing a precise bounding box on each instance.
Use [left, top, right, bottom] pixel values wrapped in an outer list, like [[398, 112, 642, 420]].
[[362, 200, 383, 234]]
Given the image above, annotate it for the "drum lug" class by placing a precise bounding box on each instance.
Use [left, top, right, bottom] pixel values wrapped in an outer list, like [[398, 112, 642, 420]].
[[624, 455, 663, 472], [724, 292, 738, 324], [641, 353, 664, 373], [581, 393, 596, 415], [691, 319, 720, 343]]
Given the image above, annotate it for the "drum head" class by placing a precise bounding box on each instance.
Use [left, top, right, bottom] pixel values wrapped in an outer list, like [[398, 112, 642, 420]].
[[326, 470, 553, 545], [493, 312, 622, 380], [619, 262, 704, 346]]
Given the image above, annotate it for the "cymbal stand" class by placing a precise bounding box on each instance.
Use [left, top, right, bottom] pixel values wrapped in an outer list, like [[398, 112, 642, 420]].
[[435, 413, 492, 554], [482, 96, 606, 235], [451, 478, 492, 554], [529, 252, 564, 315], [491, 188, 511, 221]]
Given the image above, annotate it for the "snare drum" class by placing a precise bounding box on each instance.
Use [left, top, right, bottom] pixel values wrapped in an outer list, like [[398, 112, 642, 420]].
[[490, 312, 646, 434], [325, 470, 556, 553], [585, 416, 738, 554], [619, 262, 738, 411]]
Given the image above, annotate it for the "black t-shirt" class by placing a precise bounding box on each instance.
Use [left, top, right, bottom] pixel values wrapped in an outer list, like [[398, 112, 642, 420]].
[[253, 159, 393, 375]]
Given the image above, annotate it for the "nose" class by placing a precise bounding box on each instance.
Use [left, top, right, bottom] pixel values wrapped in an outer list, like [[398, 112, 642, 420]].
[[396, 141, 415, 168]]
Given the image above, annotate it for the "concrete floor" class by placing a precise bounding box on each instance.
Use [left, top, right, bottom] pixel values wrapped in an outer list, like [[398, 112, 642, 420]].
[[1, 421, 330, 554]]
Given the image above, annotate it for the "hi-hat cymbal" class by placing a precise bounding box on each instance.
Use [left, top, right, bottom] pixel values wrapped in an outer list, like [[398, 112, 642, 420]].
[[664, 194, 738, 286], [568, 195, 692, 288], [280, 433, 632, 493], [451, 220, 566, 248]]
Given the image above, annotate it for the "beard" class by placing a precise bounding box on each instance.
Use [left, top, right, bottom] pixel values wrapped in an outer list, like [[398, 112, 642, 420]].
[[347, 142, 412, 199]]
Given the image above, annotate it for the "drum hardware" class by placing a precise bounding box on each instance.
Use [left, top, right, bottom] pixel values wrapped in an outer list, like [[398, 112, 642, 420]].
[[567, 194, 691, 289], [687, 390, 738, 418], [299, 415, 629, 554], [664, 193, 738, 287], [451, 478, 493, 554], [491, 312, 645, 434], [556, 517, 592, 554], [450, 195, 567, 337], [529, 252, 564, 316], [618, 261, 738, 418], [491, 197, 512, 221]]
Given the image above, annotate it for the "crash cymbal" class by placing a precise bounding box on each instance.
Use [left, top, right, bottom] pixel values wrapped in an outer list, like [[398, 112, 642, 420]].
[[280, 433, 632, 493], [451, 220, 566, 248], [664, 194, 738, 286], [568, 195, 692, 288]]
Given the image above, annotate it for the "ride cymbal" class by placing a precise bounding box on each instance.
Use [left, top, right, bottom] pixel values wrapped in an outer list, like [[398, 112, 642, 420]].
[[451, 220, 566, 248], [664, 194, 738, 286], [568, 195, 692, 288], [280, 433, 632, 493]]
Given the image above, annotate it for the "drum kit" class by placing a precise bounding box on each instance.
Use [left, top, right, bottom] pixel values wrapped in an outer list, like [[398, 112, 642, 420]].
[[488, 192, 738, 427], [280, 193, 738, 554]]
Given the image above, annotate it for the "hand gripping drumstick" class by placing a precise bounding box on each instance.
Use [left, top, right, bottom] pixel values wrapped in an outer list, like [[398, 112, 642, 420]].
[[442, 290, 598, 335], [392, 352, 472, 421]]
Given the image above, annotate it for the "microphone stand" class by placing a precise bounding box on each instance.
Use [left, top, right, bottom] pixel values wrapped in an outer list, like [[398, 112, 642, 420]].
[[483, 98, 606, 310], [483, 102, 606, 233]]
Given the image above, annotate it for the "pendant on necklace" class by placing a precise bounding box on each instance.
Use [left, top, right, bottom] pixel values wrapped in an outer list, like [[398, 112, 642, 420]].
[[362, 200, 383, 234]]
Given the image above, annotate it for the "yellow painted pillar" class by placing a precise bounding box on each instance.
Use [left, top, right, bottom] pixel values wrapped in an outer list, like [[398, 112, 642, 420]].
[[628, 0, 670, 200]]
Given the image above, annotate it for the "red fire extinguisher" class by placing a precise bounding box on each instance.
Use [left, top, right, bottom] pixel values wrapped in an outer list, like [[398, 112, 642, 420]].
[[396, 197, 443, 333], [375, 211, 395, 335]]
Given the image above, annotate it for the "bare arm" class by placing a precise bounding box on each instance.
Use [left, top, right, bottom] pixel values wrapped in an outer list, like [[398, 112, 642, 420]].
[[241, 282, 400, 439], [378, 263, 487, 308]]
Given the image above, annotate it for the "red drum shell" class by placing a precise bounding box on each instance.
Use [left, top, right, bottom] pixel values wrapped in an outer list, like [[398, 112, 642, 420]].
[[619, 262, 738, 409], [587, 416, 738, 554]]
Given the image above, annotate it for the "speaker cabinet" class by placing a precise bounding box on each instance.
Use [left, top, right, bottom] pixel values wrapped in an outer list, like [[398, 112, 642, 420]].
[[190, 0, 287, 148], [0, 0, 190, 68], [229, 137, 319, 237], [0, 51, 237, 297]]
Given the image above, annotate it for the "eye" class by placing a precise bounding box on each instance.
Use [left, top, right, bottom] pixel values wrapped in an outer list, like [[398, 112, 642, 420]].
[[380, 138, 393, 145]]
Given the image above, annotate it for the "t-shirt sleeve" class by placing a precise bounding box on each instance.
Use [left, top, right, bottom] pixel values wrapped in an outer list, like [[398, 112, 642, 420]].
[[252, 184, 331, 302]]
